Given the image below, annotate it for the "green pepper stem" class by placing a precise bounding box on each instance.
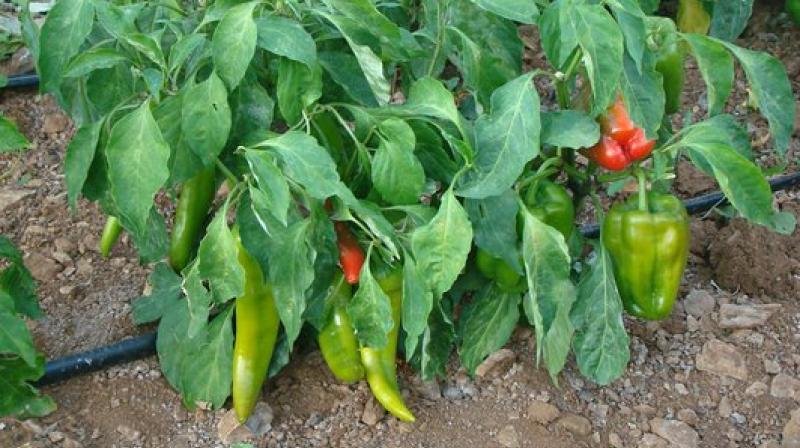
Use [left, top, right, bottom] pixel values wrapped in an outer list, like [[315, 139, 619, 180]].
[[636, 168, 648, 211]]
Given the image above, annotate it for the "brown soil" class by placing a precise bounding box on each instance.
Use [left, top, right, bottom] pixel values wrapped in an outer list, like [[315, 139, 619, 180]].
[[1, 3, 800, 448]]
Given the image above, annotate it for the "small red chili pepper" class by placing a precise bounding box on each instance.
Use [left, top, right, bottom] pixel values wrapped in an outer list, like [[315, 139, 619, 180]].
[[334, 221, 365, 284], [585, 136, 629, 171]]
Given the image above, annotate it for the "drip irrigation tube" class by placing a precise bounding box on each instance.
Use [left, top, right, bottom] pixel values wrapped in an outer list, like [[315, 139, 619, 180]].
[[10, 73, 800, 386]]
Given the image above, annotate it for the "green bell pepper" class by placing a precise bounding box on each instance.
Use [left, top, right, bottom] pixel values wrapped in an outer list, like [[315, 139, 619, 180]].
[[677, 0, 711, 34], [476, 180, 575, 292], [602, 192, 690, 320]]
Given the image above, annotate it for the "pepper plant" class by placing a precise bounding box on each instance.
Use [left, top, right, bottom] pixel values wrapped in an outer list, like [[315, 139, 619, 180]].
[[22, 0, 796, 419]]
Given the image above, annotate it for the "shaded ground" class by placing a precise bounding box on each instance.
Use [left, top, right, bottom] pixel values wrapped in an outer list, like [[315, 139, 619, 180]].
[[1, 2, 800, 447]]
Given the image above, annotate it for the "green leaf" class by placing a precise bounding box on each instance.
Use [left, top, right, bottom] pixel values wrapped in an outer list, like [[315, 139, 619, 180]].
[[0, 309, 37, 366], [64, 121, 102, 210], [322, 0, 420, 60], [610, 0, 647, 73], [183, 264, 212, 338], [450, 1, 522, 77], [346, 254, 393, 349], [169, 34, 207, 76], [411, 189, 473, 297], [265, 219, 315, 348], [540, 111, 600, 149], [709, 0, 753, 41], [571, 245, 630, 385], [229, 75, 275, 142], [402, 253, 434, 359], [458, 284, 519, 375], [575, 4, 625, 115], [244, 151, 291, 225], [0, 355, 56, 419], [212, 2, 257, 90], [418, 300, 455, 380], [521, 210, 575, 382], [107, 101, 171, 240], [180, 306, 234, 409], [399, 77, 463, 134], [128, 207, 170, 264], [318, 51, 379, 107], [37, 0, 94, 93], [322, 14, 391, 106], [132, 263, 182, 324], [0, 75, 6, 88], [468, 0, 538, 24], [63, 47, 128, 78], [465, 190, 522, 273], [122, 33, 166, 68], [198, 206, 245, 302], [619, 51, 665, 138], [371, 118, 425, 205], [276, 58, 322, 125], [255, 16, 317, 68], [719, 40, 794, 158], [682, 34, 734, 116], [457, 73, 539, 198], [181, 72, 232, 165], [0, 236, 41, 319], [256, 131, 357, 204], [155, 93, 206, 186], [450, 26, 519, 108], [0, 115, 31, 153]]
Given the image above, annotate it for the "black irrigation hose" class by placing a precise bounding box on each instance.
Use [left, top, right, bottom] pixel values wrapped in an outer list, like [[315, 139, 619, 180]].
[[8, 70, 797, 386]]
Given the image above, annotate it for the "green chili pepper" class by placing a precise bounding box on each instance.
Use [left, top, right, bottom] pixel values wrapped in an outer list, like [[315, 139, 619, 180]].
[[650, 17, 686, 115], [788, 0, 800, 25], [168, 166, 216, 272], [232, 235, 280, 423], [602, 192, 690, 320], [99, 216, 123, 257], [361, 270, 415, 422], [318, 273, 365, 383], [677, 0, 711, 34]]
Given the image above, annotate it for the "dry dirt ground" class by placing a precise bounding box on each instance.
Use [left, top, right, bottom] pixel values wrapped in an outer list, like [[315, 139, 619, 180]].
[[2, 3, 800, 448]]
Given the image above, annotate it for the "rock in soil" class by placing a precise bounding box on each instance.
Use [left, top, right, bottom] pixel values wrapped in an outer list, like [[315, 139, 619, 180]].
[[639, 433, 669, 448], [528, 400, 560, 425], [649, 418, 699, 448], [361, 396, 386, 426], [695, 339, 749, 381], [770, 374, 800, 401], [475, 348, 516, 378], [784, 408, 800, 448], [496, 425, 520, 448], [556, 413, 591, 436], [217, 402, 273, 443], [718, 303, 782, 329], [683, 289, 716, 318]]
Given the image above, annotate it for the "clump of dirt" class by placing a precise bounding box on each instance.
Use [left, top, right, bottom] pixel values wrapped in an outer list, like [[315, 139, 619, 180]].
[[709, 216, 800, 300], [674, 161, 717, 197]]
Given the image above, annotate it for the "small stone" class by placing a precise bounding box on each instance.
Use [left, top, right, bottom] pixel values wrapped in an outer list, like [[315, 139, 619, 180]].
[[718, 304, 781, 329], [771, 374, 800, 400], [683, 289, 716, 318], [54, 237, 75, 253], [675, 383, 689, 395], [556, 413, 591, 436], [609, 432, 624, 448], [686, 315, 701, 332], [442, 385, 463, 400], [24, 252, 63, 282], [649, 418, 699, 448], [639, 433, 669, 448], [746, 381, 769, 397], [62, 438, 82, 448], [496, 425, 520, 448], [116, 425, 141, 442], [59, 285, 76, 296], [696, 339, 749, 381], [475, 349, 516, 378], [361, 396, 386, 426], [52, 251, 72, 265], [718, 396, 732, 418], [48, 431, 65, 443], [528, 400, 560, 425], [634, 404, 658, 416], [43, 112, 69, 134], [412, 378, 441, 401], [727, 428, 744, 441], [0, 188, 34, 211], [76, 258, 93, 276], [677, 408, 699, 427], [760, 440, 780, 448], [783, 408, 800, 448], [765, 359, 782, 375], [217, 402, 273, 443]]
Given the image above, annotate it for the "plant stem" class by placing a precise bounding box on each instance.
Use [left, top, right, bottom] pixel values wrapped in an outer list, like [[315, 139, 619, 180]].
[[636, 167, 648, 211], [215, 158, 238, 186]]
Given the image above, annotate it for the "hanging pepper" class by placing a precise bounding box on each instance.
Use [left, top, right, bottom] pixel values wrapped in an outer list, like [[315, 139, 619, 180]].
[[318, 274, 366, 383], [585, 97, 656, 171], [788, 0, 800, 25], [602, 192, 690, 320], [334, 221, 365, 284], [677, 0, 711, 34], [361, 270, 415, 422], [476, 180, 575, 292], [232, 233, 280, 422], [99, 216, 123, 257], [168, 167, 217, 272], [651, 17, 687, 115]]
